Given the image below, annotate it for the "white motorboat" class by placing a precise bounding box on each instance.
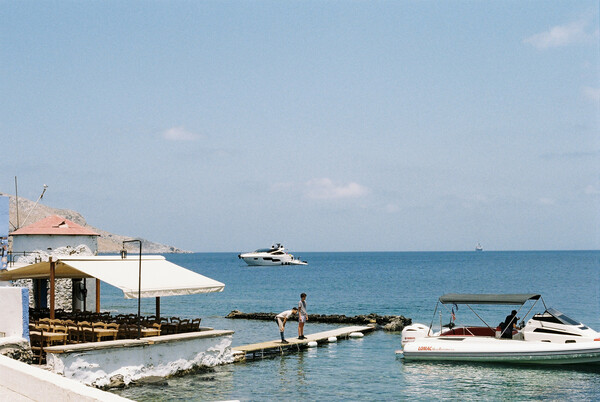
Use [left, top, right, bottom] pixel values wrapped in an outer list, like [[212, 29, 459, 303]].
[[238, 244, 308, 266], [398, 293, 600, 365], [475, 243, 483, 252]]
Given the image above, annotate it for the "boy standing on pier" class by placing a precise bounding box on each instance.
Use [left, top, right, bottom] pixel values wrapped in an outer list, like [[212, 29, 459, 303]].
[[298, 293, 308, 340], [276, 307, 298, 343]]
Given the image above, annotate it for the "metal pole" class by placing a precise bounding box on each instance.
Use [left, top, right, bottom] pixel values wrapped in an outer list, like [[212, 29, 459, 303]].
[[123, 240, 142, 339], [49, 257, 55, 319], [138, 243, 141, 339], [21, 184, 47, 228], [14, 177, 19, 229], [96, 278, 101, 313]]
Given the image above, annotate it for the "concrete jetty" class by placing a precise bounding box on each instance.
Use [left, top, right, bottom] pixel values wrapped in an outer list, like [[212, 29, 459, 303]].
[[232, 325, 375, 362]]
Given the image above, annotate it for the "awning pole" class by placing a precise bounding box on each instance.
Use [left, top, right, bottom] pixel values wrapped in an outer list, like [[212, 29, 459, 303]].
[[156, 296, 160, 319], [123, 239, 143, 340], [49, 257, 55, 319], [96, 278, 101, 313]]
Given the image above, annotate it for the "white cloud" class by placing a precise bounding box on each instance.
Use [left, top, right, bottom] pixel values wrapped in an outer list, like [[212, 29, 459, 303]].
[[384, 203, 400, 213], [523, 19, 595, 49], [538, 197, 556, 206], [162, 127, 202, 141], [304, 178, 369, 200], [583, 87, 600, 102]]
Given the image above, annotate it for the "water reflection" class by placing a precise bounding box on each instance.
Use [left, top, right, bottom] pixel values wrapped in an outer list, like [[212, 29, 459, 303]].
[[399, 360, 600, 400], [294, 353, 308, 385], [325, 341, 337, 358]]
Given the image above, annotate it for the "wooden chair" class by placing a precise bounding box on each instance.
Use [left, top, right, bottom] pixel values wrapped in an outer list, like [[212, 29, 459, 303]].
[[103, 322, 120, 341], [118, 323, 137, 339], [189, 318, 201, 332], [161, 318, 178, 335], [171, 317, 182, 333], [99, 312, 112, 322], [92, 322, 115, 342], [78, 321, 96, 343], [63, 320, 80, 343], [48, 318, 63, 327], [117, 323, 129, 339], [36, 323, 51, 332], [30, 331, 47, 365], [51, 322, 68, 337], [47, 326, 68, 346], [178, 319, 191, 333]]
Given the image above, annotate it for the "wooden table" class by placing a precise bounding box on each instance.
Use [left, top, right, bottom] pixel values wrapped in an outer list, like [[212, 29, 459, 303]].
[[140, 327, 160, 337], [30, 330, 68, 345], [92, 328, 119, 341]]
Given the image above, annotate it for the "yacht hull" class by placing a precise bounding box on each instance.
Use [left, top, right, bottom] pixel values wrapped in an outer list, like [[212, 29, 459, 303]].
[[239, 256, 292, 266], [401, 337, 600, 364]]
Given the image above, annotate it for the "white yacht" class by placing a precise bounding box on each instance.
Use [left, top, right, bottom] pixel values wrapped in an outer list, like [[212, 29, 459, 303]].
[[475, 243, 483, 252], [238, 244, 308, 266], [398, 293, 600, 365]]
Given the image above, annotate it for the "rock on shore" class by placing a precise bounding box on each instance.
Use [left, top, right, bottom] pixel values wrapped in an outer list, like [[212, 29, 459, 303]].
[[225, 310, 411, 331], [0, 340, 33, 363], [2, 192, 188, 253]]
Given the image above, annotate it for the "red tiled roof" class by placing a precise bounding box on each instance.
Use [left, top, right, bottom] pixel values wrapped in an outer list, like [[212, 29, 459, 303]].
[[10, 215, 99, 236]]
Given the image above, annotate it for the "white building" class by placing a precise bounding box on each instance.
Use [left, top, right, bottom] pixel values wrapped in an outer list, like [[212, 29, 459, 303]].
[[10, 215, 99, 254], [9, 215, 100, 311]]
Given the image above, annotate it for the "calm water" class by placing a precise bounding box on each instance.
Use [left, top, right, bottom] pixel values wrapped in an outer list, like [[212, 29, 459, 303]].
[[105, 251, 600, 401]]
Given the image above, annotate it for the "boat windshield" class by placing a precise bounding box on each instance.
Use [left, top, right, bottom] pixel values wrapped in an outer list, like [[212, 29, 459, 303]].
[[546, 308, 582, 326], [255, 248, 274, 253]]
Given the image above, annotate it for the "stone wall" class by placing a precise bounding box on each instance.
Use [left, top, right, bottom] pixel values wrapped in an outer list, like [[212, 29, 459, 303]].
[[12, 245, 92, 310], [226, 310, 412, 331]]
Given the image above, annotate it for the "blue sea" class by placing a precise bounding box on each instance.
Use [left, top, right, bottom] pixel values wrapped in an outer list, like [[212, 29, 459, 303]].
[[106, 251, 600, 401]]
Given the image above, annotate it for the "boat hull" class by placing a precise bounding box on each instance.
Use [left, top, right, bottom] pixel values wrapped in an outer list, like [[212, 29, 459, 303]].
[[401, 337, 600, 365], [285, 260, 308, 266], [240, 256, 291, 266]]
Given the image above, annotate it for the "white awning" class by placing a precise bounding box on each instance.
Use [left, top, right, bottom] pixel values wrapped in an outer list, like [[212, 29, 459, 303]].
[[0, 255, 224, 299]]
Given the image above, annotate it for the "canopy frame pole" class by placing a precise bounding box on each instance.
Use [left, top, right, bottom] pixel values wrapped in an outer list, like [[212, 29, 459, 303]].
[[428, 302, 439, 336], [49, 257, 55, 319], [521, 298, 540, 322], [440, 303, 476, 336], [465, 304, 492, 330], [156, 297, 160, 319]]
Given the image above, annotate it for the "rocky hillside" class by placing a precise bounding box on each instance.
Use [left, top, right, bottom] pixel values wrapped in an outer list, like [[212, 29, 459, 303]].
[[1, 192, 188, 253]]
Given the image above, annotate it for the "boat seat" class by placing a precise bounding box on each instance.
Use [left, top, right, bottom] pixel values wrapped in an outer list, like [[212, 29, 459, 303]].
[[441, 326, 496, 337]]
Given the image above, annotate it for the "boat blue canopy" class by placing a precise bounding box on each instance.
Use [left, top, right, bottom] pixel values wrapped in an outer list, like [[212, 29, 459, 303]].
[[439, 294, 541, 305]]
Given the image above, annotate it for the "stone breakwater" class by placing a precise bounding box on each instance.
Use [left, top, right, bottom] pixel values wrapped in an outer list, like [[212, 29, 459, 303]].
[[225, 310, 411, 331]]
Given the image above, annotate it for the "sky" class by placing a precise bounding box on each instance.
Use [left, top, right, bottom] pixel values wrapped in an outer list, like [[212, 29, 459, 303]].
[[1, 1, 599, 252]]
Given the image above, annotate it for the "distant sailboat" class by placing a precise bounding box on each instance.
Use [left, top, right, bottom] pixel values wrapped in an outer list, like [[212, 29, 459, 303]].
[[475, 242, 483, 252]]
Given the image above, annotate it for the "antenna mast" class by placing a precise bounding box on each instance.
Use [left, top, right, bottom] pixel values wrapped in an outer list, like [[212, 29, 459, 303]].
[[14, 177, 19, 229], [20, 184, 48, 228]]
